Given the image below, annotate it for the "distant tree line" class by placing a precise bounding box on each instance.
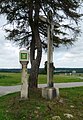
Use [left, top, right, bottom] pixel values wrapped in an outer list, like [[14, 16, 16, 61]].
[[1, 68, 83, 74]]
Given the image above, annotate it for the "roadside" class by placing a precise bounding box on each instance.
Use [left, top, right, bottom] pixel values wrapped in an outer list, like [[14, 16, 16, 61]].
[[0, 82, 83, 97]]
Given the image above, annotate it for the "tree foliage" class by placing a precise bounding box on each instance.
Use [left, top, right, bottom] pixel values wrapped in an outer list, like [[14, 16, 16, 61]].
[[0, 0, 82, 47]]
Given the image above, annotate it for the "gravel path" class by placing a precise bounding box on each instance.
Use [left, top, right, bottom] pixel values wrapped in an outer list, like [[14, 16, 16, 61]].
[[0, 82, 83, 97]]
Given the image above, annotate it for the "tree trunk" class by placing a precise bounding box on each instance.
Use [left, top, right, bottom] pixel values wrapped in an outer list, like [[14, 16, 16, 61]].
[[28, 26, 42, 88], [28, 0, 42, 88], [28, 38, 42, 88]]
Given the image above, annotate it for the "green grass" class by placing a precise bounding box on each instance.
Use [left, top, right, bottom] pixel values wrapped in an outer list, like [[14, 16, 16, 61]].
[[0, 72, 21, 86], [0, 72, 82, 86], [54, 75, 82, 83], [38, 74, 82, 84], [0, 87, 83, 120]]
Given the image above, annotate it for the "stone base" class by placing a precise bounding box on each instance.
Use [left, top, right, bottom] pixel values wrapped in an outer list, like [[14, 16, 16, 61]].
[[42, 87, 59, 100]]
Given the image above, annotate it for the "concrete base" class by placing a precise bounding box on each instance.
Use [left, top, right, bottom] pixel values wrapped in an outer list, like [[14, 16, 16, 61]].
[[42, 87, 59, 100]]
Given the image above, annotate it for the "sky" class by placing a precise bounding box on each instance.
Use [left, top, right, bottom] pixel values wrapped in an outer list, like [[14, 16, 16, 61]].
[[0, 15, 83, 69]]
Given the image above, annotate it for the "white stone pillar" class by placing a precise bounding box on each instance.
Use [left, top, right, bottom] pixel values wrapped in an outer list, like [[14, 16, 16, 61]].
[[19, 49, 29, 99], [21, 62, 28, 99]]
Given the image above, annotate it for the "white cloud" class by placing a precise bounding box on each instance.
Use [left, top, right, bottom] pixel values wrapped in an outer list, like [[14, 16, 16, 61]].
[[54, 38, 83, 68]]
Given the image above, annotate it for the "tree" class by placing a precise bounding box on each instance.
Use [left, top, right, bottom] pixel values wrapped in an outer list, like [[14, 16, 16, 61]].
[[0, 0, 82, 88]]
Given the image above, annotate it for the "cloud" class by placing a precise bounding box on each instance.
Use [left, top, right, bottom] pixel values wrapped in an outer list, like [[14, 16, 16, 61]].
[[0, 29, 32, 68], [54, 38, 83, 68]]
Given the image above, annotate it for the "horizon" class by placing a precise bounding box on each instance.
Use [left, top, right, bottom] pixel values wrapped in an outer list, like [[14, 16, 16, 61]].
[[1, 67, 83, 69]]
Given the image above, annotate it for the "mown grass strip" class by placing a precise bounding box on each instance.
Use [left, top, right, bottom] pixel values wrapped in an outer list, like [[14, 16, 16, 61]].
[[0, 72, 82, 86], [0, 87, 83, 120]]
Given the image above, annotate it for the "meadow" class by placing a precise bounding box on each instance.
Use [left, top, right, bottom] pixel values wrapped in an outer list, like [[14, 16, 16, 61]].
[[0, 87, 83, 120], [0, 72, 21, 86], [0, 72, 82, 86]]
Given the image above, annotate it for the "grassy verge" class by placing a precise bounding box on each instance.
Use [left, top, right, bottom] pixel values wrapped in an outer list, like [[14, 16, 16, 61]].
[[38, 74, 82, 84], [0, 87, 83, 120], [0, 72, 21, 86], [0, 72, 82, 86]]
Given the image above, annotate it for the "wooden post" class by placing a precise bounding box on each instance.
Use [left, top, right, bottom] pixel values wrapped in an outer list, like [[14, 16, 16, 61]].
[[47, 10, 54, 87], [42, 11, 60, 100]]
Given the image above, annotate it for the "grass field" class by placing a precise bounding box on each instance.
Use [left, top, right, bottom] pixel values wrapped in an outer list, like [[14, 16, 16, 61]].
[[0, 72, 21, 86], [0, 72, 83, 86], [38, 74, 82, 84], [0, 87, 83, 120]]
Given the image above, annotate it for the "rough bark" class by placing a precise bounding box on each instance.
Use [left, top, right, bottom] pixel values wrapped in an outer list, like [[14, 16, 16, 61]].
[[28, 30, 42, 88], [28, 0, 42, 88]]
